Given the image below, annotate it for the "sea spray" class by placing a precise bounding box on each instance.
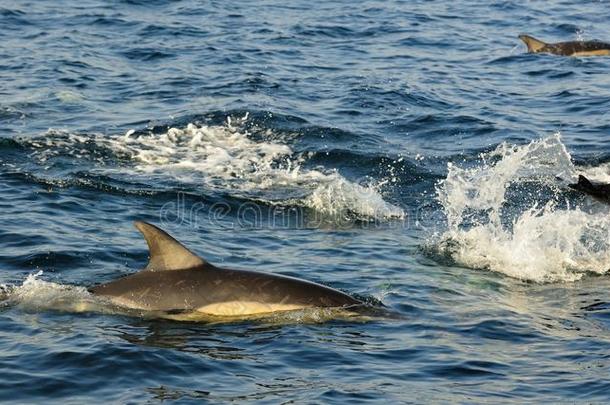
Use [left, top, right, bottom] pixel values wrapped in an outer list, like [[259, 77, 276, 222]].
[[26, 115, 404, 222], [118, 117, 404, 220], [8, 271, 100, 313], [433, 134, 610, 282]]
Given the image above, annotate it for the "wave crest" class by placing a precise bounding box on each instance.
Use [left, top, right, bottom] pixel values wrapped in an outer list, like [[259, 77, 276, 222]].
[[24, 114, 404, 222]]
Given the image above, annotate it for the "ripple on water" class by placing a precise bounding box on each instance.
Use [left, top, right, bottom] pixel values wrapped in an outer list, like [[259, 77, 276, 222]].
[[2, 0, 610, 403]]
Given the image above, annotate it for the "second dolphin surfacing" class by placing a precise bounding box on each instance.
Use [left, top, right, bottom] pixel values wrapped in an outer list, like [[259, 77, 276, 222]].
[[519, 34, 610, 57], [90, 221, 363, 320], [569, 175, 610, 204]]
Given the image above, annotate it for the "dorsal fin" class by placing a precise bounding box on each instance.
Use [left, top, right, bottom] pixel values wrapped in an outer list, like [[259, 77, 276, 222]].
[[519, 34, 547, 53], [576, 174, 597, 193], [569, 175, 596, 194], [134, 221, 207, 271], [577, 175, 594, 188]]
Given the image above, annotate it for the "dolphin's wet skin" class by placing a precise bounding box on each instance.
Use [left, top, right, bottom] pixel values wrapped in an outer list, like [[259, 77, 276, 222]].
[[3, 0, 610, 403], [89, 221, 368, 320], [569, 175, 610, 204]]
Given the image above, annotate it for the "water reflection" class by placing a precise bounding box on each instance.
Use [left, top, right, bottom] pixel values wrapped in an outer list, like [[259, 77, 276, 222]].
[[110, 320, 258, 360]]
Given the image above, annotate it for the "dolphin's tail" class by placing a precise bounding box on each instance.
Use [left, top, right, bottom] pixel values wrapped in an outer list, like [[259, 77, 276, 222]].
[[518, 34, 547, 53]]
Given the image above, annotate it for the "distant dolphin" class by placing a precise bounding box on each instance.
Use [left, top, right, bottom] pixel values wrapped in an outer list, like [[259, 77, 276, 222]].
[[90, 221, 362, 318], [519, 34, 610, 57], [569, 175, 610, 203]]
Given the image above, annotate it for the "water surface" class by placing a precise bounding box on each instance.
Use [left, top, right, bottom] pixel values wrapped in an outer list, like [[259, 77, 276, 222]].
[[2, 0, 610, 402]]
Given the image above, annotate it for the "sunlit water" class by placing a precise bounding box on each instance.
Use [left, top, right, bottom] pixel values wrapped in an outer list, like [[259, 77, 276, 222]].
[[2, 0, 610, 402]]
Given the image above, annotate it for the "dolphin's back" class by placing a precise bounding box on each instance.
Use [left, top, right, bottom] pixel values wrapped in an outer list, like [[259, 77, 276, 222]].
[[549, 41, 610, 56], [91, 266, 359, 315], [569, 175, 610, 203], [519, 34, 610, 56], [90, 221, 361, 316]]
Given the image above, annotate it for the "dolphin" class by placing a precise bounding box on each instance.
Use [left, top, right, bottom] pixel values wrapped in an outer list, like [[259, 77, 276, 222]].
[[89, 221, 362, 318], [518, 34, 610, 57], [569, 175, 610, 203]]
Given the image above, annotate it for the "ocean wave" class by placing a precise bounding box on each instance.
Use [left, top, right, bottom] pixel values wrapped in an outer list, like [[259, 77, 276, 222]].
[[111, 114, 404, 220], [20, 113, 404, 221]]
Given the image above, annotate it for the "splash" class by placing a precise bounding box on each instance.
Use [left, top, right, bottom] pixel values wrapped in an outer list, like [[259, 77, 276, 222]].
[[25, 114, 404, 221], [114, 115, 404, 220], [433, 133, 610, 282], [4, 271, 104, 313]]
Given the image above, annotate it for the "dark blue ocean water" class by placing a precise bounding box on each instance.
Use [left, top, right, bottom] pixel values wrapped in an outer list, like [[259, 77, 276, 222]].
[[2, 0, 610, 402]]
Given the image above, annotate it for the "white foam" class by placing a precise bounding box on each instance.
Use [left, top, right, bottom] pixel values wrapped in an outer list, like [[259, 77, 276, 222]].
[[578, 163, 610, 183], [433, 133, 610, 282], [116, 116, 403, 220], [28, 115, 404, 221], [3, 271, 104, 313], [56, 90, 84, 104]]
